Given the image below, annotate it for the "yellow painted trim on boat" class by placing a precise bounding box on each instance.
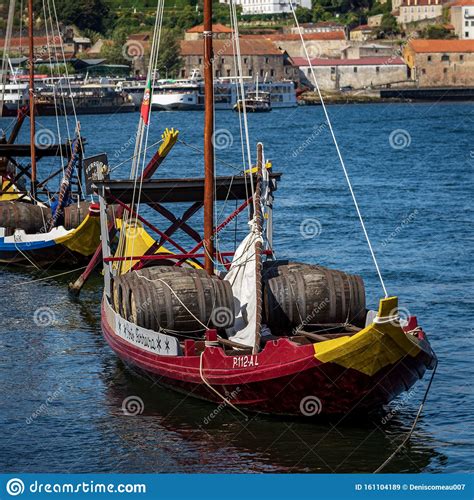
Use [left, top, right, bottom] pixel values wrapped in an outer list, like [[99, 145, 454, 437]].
[[56, 214, 101, 256], [0, 179, 22, 201], [243, 161, 273, 175], [158, 128, 179, 158], [313, 297, 421, 376]]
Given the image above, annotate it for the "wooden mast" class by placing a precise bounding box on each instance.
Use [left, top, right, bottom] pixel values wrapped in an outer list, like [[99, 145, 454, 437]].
[[203, 0, 214, 275], [28, 0, 36, 198]]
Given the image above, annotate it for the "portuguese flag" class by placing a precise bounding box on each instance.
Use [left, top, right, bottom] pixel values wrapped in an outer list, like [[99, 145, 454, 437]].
[[140, 79, 152, 125]]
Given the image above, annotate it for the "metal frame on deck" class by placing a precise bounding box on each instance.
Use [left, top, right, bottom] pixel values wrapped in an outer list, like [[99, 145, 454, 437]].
[[93, 172, 280, 272]]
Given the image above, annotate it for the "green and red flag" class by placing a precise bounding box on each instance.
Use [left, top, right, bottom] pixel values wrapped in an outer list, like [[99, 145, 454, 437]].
[[140, 79, 152, 125]]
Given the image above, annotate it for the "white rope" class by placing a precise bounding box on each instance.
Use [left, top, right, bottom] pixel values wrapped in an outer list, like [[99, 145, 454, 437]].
[[289, 0, 388, 298], [229, 0, 254, 210], [199, 352, 248, 419]]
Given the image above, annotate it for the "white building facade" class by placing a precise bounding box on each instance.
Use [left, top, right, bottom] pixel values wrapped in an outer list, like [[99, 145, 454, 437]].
[[220, 0, 311, 15], [451, 2, 474, 39]]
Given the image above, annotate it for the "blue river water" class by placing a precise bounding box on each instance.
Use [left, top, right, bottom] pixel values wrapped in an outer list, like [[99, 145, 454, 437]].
[[0, 102, 473, 473]]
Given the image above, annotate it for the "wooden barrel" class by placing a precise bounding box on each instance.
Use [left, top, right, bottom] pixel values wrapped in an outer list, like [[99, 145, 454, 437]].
[[0, 201, 51, 233], [123, 269, 234, 334], [263, 262, 366, 334], [64, 201, 91, 230]]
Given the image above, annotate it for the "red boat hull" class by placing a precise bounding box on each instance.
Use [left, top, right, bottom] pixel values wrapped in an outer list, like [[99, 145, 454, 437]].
[[101, 300, 435, 417]]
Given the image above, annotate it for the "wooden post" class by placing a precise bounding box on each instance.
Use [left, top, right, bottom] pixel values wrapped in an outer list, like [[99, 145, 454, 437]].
[[203, 0, 215, 275], [253, 143, 264, 354], [27, 0, 36, 199]]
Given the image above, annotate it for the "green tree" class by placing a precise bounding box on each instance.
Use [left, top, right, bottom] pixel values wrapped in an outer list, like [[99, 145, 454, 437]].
[[33, 0, 114, 34], [420, 24, 454, 39], [376, 12, 400, 38]]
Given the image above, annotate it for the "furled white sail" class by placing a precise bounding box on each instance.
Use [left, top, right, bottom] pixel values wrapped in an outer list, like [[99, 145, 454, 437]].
[[224, 217, 262, 347]]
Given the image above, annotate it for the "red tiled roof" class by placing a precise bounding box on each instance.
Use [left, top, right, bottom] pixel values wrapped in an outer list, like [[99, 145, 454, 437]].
[[449, 0, 474, 5], [1, 36, 63, 48], [180, 39, 283, 56], [408, 39, 474, 52], [186, 23, 233, 33], [291, 56, 406, 66], [243, 31, 346, 41]]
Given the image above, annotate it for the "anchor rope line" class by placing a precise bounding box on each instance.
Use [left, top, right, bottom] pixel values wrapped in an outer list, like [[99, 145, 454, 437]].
[[374, 357, 438, 473], [289, 0, 388, 298], [199, 352, 248, 420]]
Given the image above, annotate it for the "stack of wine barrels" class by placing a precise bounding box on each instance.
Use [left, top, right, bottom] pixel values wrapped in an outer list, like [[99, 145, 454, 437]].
[[0, 201, 50, 233], [112, 266, 235, 334], [0, 200, 97, 233], [262, 260, 366, 334]]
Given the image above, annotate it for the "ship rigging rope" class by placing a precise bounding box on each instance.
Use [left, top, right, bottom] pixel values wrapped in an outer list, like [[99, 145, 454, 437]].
[[119, 0, 165, 271], [289, 0, 388, 298], [42, 0, 66, 179], [0, 0, 16, 109], [229, 0, 254, 211], [374, 357, 438, 473]]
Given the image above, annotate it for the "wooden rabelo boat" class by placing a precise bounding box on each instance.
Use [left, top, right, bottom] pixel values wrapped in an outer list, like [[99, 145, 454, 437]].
[[94, 0, 436, 418], [0, 0, 101, 267]]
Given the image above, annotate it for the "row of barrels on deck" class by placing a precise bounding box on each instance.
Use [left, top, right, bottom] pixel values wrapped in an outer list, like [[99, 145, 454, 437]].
[[112, 266, 235, 334], [262, 261, 366, 334], [0, 201, 93, 233], [111, 261, 366, 336]]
